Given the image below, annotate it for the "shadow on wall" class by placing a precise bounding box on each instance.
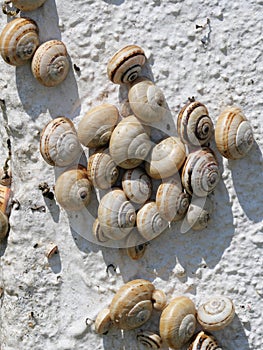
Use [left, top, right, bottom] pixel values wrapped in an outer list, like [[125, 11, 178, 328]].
[[102, 0, 125, 5]]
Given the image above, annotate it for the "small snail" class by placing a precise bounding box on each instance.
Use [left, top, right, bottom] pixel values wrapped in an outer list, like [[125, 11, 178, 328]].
[[95, 307, 112, 334], [0, 184, 11, 215], [31, 40, 69, 87], [215, 106, 254, 159], [40, 117, 82, 167], [177, 100, 214, 147], [122, 167, 152, 204], [186, 196, 213, 231], [0, 168, 12, 187], [4, 0, 47, 11], [77, 104, 119, 148], [54, 166, 92, 211], [126, 229, 148, 260], [0, 18, 39, 66], [0, 210, 9, 240], [107, 45, 146, 84], [197, 295, 235, 331], [152, 289, 167, 311], [188, 331, 222, 350], [92, 218, 109, 243], [159, 296, 197, 349], [137, 331, 163, 349]]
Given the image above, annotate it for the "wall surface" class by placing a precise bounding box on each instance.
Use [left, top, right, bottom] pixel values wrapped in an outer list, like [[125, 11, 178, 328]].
[[0, 0, 262, 349]]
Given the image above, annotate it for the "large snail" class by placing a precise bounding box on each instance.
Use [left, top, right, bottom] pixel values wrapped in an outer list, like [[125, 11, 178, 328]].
[[188, 331, 222, 350]]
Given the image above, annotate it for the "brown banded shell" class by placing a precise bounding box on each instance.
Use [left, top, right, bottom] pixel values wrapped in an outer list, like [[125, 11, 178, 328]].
[[54, 166, 92, 211], [0, 18, 39, 66], [92, 218, 109, 243], [186, 196, 213, 231], [0, 211, 9, 240], [0, 168, 12, 187], [159, 296, 197, 350], [177, 101, 214, 146], [0, 185, 11, 214], [122, 167, 152, 204], [181, 147, 220, 197], [109, 279, 155, 330], [11, 0, 47, 11], [215, 106, 254, 159], [107, 45, 146, 84], [77, 104, 119, 148], [188, 331, 222, 350], [40, 117, 82, 167], [31, 40, 69, 87], [95, 308, 113, 334], [137, 331, 162, 349]]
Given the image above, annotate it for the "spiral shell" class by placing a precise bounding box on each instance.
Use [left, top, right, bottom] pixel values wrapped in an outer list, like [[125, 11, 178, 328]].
[[177, 101, 214, 146], [77, 104, 119, 148], [109, 279, 155, 330], [181, 147, 220, 197], [109, 115, 152, 169], [186, 196, 213, 231], [136, 201, 168, 241], [107, 45, 146, 84], [122, 167, 152, 204], [159, 296, 197, 349], [92, 218, 109, 243], [0, 185, 11, 215], [31, 40, 69, 87], [188, 331, 222, 350], [54, 166, 92, 211], [128, 78, 167, 123], [11, 0, 47, 11], [40, 117, 82, 167], [152, 289, 167, 311], [0, 18, 39, 66], [145, 137, 186, 180], [197, 295, 235, 331], [215, 106, 254, 159], [98, 189, 136, 240], [137, 331, 162, 349], [0, 211, 9, 240], [95, 308, 113, 334]]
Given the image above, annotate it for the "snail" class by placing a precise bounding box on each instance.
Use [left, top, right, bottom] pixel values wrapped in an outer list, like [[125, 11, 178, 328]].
[[0, 17, 39, 66], [128, 78, 167, 123], [186, 196, 213, 231], [97, 189, 136, 240], [87, 149, 119, 190], [145, 137, 186, 180], [107, 44, 146, 84], [31, 40, 69, 87], [159, 296, 197, 349], [188, 331, 222, 350], [137, 331, 163, 349], [156, 176, 190, 222], [92, 218, 109, 243], [95, 307, 112, 334], [177, 100, 214, 147], [136, 201, 168, 241], [54, 166, 92, 211], [0, 168, 12, 187], [122, 167, 152, 205], [0, 184, 11, 215], [77, 104, 119, 148], [40, 117, 82, 167], [4, 0, 47, 11], [197, 295, 235, 331], [215, 106, 254, 159], [152, 289, 167, 311], [0, 210, 9, 240], [126, 229, 148, 260], [181, 147, 220, 197], [109, 115, 152, 169]]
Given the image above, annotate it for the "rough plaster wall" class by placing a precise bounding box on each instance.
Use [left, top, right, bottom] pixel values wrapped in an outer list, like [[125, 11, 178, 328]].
[[0, 0, 262, 349]]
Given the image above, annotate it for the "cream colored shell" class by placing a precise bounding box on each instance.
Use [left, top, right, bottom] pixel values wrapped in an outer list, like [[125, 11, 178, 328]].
[[122, 167, 152, 204], [95, 308, 113, 334], [152, 289, 167, 311], [92, 218, 109, 243], [77, 104, 119, 148], [186, 196, 213, 231], [137, 331, 162, 349], [0, 185, 11, 215], [0, 18, 39, 66], [31, 40, 69, 87], [11, 0, 47, 11], [0, 210, 9, 240], [188, 331, 222, 350]]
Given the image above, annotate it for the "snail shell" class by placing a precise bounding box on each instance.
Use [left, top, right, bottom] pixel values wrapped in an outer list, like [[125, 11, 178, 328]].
[[215, 106, 254, 159], [156, 176, 190, 222], [126, 229, 148, 260], [40, 117, 82, 167], [87, 149, 119, 190], [128, 78, 167, 123], [0, 18, 39, 66], [98, 189, 136, 240], [186, 196, 213, 231], [177, 101, 214, 146], [137, 331, 162, 349], [122, 167, 152, 204], [11, 0, 47, 11], [152, 289, 167, 311], [159, 296, 197, 350], [107, 45, 146, 84], [109, 279, 155, 330], [92, 218, 109, 243], [77, 104, 119, 148], [136, 201, 168, 241], [145, 137, 186, 180], [0, 211, 9, 240], [54, 166, 92, 211], [31, 40, 69, 87], [181, 147, 220, 197], [0, 168, 12, 187], [109, 115, 152, 169], [0, 185, 11, 215], [95, 307, 113, 334], [188, 331, 222, 350], [197, 295, 235, 331]]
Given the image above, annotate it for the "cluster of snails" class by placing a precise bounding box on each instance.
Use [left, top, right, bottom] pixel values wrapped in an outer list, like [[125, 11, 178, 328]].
[[0, 168, 12, 240], [0, 2, 69, 87], [94, 278, 235, 350]]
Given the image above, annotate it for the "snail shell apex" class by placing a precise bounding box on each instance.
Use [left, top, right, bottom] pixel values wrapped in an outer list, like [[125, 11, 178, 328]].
[[12, 0, 47, 11], [188, 331, 222, 350]]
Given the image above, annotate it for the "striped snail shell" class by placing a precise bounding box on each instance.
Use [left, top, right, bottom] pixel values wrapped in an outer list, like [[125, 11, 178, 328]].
[[0, 168, 12, 187], [215, 106, 254, 159], [181, 147, 220, 197], [107, 45, 146, 84], [9, 0, 47, 11], [98, 189, 136, 240], [145, 137, 186, 180], [0, 211, 9, 240], [92, 218, 109, 243], [95, 307, 113, 334], [186, 196, 213, 231], [109, 115, 152, 169], [122, 167, 152, 204], [177, 100, 214, 146], [188, 331, 222, 350], [54, 166, 92, 211], [128, 78, 167, 123], [31, 40, 69, 87], [0, 18, 39, 66], [0, 184, 11, 215], [197, 295, 235, 331], [109, 279, 155, 330], [77, 104, 119, 148], [137, 331, 162, 349], [40, 117, 82, 167], [159, 296, 197, 350]]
